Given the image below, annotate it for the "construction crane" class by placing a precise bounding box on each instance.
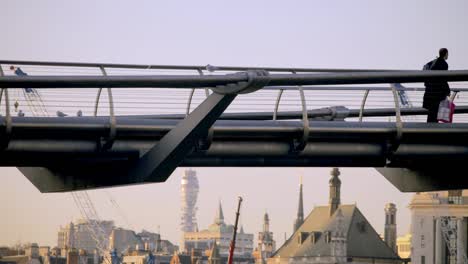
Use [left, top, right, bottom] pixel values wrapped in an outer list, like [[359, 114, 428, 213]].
[[71, 192, 112, 264], [10, 66, 112, 264], [227, 197, 243, 264]]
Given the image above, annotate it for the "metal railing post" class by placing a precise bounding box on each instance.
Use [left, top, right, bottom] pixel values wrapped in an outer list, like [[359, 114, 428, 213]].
[[94, 66, 116, 150], [273, 89, 284, 121], [0, 65, 12, 149], [291, 71, 309, 152], [387, 84, 403, 164], [186, 68, 210, 116], [359, 90, 370, 122]]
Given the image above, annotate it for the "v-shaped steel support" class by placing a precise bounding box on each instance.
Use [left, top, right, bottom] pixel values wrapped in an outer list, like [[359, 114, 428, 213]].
[[20, 92, 237, 192], [129, 92, 236, 182]]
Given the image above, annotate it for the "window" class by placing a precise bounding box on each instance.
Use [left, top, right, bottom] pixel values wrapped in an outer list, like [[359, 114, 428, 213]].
[[421, 256, 425, 264], [448, 190, 463, 204]]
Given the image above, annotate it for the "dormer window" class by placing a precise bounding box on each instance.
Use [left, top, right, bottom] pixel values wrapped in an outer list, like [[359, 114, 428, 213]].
[[298, 232, 309, 244]]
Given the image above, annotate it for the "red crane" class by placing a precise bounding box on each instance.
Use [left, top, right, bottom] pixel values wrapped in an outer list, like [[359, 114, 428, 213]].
[[227, 197, 243, 264]]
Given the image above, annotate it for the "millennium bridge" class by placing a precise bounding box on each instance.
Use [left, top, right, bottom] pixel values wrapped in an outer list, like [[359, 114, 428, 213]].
[[1, 60, 468, 192]]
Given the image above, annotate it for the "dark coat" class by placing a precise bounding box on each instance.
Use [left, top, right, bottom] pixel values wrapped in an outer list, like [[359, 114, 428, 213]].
[[423, 58, 450, 109]]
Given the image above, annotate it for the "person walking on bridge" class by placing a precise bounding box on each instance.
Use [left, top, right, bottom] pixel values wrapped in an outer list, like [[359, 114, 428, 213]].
[[422, 48, 451, 123]]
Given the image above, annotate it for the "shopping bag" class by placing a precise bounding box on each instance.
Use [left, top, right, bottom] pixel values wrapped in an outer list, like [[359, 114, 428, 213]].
[[437, 98, 456, 123]]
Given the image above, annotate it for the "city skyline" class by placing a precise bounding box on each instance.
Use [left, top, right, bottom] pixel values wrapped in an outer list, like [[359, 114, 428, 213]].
[[2, 0, 468, 254], [1, 167, 412, 248]]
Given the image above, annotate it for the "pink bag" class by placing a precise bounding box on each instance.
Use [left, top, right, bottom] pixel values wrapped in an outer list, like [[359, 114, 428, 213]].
[[437, 98, 456, 123]]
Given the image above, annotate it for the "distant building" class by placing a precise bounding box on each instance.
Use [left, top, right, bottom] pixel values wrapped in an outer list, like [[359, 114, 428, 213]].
[[384, 203, 398, 252], [57, 219, 114, 253], [206, 242, 220, 264], [137, 230, 161, 252], [169, 247, 253, 264], [0, 247, 10, 257], [0, 243, 57, 264], [121, 251, 172, 264], [410, 190, 468, 264], [39, 247, 50, 258], [396, 233, 411, 259], [109, 228, 144, 254], [180, 169, 199, 252], [66, 249, 78, 264], [158, 240, 178, 255], [0, 247, 20, 258], [269, 168, 401, 264], [253, 212, 276, 263], [183, 201, 254, 257]]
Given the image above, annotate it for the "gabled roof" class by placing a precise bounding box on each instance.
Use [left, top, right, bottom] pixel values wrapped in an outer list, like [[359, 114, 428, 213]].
[[272, 204, 400, 260]]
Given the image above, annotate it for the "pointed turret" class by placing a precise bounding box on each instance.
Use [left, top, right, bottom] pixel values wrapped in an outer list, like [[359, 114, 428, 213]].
[[329, 168, 341, 217], [214, 201, 225, 225], [263, 212, 270, 233], [293, 175, 304, 232]]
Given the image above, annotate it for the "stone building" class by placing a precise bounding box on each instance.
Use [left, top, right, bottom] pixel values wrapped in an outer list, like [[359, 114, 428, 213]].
[[253, 212, 276, 263], [410, 190, 468, 264], [269, 168, 401, 264], [384, 203, 398, 252], [57, 219, 114, 253], [183, 202, 254, 257]]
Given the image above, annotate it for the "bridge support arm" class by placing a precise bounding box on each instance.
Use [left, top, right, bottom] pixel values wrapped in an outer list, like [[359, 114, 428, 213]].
[[377, 167, 468, 192], [19, 92, 236, 192], [129, 92, 236, 183], [19, 70, 273, 192]]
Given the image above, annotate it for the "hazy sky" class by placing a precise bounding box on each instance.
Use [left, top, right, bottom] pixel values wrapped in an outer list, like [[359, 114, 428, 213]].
[[1, 0, 468, 248]]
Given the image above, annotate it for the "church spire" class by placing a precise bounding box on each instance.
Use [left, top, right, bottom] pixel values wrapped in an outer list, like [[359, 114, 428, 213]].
[[329, 168, 341, 217], [293, 175, 304, 232], [214, 200, 224, 225]]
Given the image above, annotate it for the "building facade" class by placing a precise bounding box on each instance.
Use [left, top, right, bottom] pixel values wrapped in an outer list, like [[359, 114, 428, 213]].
[[57, 219, 114, 253], [256, 212, 276, 261], [269, 168, 401, 264], [410, 190, 468, 264], [396, 233, 412, 259], [137, 230, 162, 252], [183, 202, 254, 257], [384, 203, 398, 252], [109, 228, 144, 254]]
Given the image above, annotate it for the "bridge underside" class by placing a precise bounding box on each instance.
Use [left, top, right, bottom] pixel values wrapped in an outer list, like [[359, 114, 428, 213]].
[[1, 116, 467, 192]]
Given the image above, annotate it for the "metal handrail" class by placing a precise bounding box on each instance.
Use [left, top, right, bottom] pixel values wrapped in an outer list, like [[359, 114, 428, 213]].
[[0, 59, 409, 73], [2, 70, 468, 89], [263, 86, 468, 92]]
